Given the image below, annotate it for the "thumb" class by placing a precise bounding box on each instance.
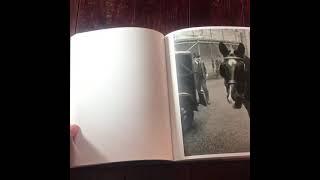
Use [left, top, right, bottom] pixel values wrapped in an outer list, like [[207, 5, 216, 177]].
[[70, 124, 80, 140]]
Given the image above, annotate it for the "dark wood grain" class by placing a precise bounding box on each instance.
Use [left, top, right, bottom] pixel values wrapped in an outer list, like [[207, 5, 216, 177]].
[[74, 0, 249, 34], [190, 0, 250, 27], [188, 159, 250, 180], [133, 0, 190, 34], [70, 159, 249, 180], [160, 0, 189, 34], [70, 0, 80, 36], [76, 0, 135, 33], [71, 166, 125, 180], [126, 164, 189, 180], [75, 0, 190, 34], [133, 0, 162, 31]]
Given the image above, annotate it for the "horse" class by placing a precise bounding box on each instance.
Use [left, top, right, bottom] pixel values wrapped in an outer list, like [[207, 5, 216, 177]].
[[218, 42, 250, 117]]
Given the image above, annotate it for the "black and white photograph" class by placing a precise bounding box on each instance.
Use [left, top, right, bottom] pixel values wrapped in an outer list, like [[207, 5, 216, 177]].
[[173, 27, 250, 156]]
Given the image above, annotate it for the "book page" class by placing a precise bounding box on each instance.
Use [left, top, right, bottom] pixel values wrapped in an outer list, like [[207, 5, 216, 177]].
[[165, 27, 250, 160], [70, 28, 173, 167]]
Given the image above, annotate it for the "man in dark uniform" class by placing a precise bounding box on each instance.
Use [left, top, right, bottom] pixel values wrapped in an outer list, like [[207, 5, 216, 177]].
[[193, 53, 210, 105]]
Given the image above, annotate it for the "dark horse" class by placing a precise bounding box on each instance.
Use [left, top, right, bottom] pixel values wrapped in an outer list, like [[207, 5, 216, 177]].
[[218, 42, 250, 117]]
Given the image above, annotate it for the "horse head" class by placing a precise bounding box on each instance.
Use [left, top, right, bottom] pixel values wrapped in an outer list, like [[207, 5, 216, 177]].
[[218, 42, 249, 109]]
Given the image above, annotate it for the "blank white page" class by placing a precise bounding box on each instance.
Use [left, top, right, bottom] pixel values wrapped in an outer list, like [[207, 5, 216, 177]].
[[70, 28, 173, 167]]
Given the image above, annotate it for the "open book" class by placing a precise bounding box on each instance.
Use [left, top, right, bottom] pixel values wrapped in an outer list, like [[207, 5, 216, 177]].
[[70, 26, 250, 167]]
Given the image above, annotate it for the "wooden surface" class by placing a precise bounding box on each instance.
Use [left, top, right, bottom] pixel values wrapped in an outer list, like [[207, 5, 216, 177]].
[[70, 0, 80, 35], [70, 0, 250, 36], [70, 159, 250, 180], [70, 0, 250, 179]]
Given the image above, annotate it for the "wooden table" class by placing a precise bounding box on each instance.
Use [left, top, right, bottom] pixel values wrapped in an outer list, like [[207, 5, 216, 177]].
[[71, 158, 250, 180], [70, 0, 250, 36]]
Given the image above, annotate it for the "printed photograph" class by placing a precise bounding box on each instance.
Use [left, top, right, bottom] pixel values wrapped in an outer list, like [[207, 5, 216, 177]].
[[173, 28, 250, 156]]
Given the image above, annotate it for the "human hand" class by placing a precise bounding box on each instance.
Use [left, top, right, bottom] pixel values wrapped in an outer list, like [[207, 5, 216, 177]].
[[70, 124, 80, 141], [70, 124, 80, 167]]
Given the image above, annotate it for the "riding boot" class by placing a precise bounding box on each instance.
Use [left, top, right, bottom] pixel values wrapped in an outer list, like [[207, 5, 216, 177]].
[[205, 90, 210, 105], [198, 91, 207, 106]]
